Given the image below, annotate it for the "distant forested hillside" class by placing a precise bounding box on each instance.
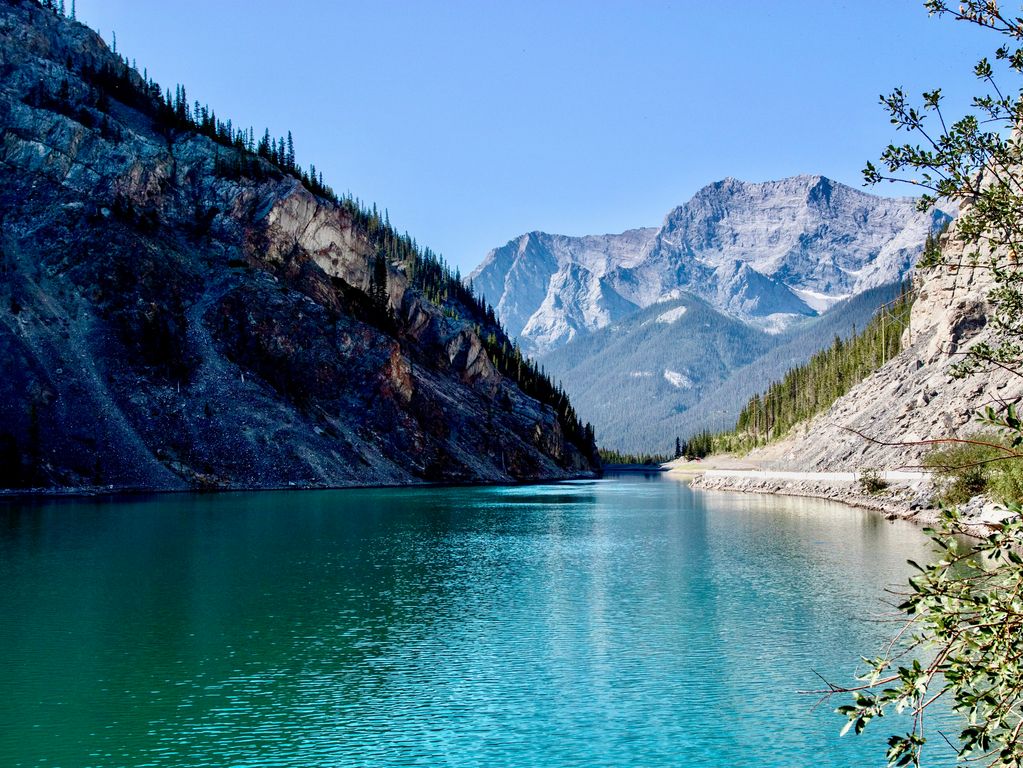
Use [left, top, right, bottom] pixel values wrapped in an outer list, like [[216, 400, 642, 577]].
[[539, 295, 774, 454], [545, 282, 907, 454], [713, 283, 914, 452], [685, 282, 908, 434]]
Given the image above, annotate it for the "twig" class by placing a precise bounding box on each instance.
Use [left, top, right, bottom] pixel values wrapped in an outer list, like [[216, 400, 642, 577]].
[[839, 425, 1020, 455]]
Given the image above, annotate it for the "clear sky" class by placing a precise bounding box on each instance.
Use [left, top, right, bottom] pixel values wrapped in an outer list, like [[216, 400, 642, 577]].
[[76, 1, 995, 273]]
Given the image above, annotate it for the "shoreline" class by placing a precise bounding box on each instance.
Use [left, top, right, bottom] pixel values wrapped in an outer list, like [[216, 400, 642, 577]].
[[4, 466, 1011, 539], [601, 463, 669, 472], [679, 463, 1011, 536], [687, 469, 931, 519], [0, 470, 602, 503]]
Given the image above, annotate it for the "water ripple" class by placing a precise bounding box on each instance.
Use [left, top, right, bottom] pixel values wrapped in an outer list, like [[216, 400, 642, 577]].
[[0, 477, 957, 766]]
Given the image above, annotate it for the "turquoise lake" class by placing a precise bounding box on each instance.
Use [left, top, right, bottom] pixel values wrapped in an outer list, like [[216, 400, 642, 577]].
[[0, 474, 958, 767]]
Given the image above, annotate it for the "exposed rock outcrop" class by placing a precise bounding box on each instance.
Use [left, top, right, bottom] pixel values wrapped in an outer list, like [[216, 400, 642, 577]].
[[721, 216, 1023, 473], [471, 176, 950, 353], [0, 0, 598, 492]]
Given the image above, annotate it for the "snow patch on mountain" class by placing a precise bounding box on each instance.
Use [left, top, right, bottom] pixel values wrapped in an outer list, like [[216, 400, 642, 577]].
[[655, 305, 688, 324], [663, 370, 693, 389], [792, 287, 852, 313]]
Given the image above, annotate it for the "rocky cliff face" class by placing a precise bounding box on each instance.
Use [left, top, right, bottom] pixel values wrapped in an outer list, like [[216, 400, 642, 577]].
[[745, 224, 1023, 472], [472, 175, 948, 451], [470, 228, 657, 352], [0, 0, 598, 491], [471, 176, 949, 353]]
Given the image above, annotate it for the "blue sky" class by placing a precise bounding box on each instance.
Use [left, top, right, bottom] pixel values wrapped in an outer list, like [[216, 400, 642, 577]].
[[77, 1, 995, 272]]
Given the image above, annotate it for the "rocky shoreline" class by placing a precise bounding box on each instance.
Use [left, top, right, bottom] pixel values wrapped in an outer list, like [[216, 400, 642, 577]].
[[0, 469, 602, 502], [690, 470, 929, 515], [686, 469, 1011, 536]]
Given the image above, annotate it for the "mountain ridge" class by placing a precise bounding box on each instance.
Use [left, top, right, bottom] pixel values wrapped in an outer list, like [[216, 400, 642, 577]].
[[0, 0, 598, 491], [471, 175, 949, 354]]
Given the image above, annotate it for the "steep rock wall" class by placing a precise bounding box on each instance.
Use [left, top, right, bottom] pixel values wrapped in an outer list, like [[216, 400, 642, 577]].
[[743, 225, 1022, 472], [0, 0, 597, 491]]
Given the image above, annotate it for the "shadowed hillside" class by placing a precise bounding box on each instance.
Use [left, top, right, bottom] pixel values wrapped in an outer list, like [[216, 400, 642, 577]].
[[0, 0, 598, 491]]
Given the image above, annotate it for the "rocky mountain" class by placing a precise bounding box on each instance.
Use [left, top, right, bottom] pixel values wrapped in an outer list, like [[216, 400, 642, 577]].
[[470, 227, 658, 352], [739, 229, 1023, 473], [0, 0, 598, 491], [542, 283, 907, 453], [472, 176, 950, 353], [472, 175, 950, 452]]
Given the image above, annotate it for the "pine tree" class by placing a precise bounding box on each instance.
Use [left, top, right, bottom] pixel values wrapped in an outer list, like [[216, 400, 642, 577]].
[[369, 251, 389, 309]]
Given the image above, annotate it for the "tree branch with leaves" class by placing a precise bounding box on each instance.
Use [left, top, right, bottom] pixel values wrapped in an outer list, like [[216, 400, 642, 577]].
[[821, 2, 1023, 766]]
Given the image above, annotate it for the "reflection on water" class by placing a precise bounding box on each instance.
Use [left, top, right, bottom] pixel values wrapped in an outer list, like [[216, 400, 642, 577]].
[[0, 476, 955, 766]]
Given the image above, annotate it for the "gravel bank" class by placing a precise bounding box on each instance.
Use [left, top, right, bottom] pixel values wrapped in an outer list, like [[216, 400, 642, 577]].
[[686, 468, 1011, 535]]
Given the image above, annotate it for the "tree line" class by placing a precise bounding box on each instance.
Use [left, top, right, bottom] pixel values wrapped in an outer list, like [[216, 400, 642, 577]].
[[711, 281, 916, 453], [598, 448, 672, 466], [675, 431, 713, 460]]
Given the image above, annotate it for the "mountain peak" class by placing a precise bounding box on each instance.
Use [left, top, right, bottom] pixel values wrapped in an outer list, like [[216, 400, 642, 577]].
[[697, 174, 831, 198], [471, 175, 951, 354]]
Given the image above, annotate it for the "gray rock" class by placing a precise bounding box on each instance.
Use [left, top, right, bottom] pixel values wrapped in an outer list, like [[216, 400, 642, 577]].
[[472, 175, 951, 354], [0, 0, 598, 492]]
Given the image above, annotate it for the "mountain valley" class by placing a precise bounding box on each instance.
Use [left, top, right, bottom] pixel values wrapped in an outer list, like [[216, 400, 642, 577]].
[[472, 177, 950, 451]]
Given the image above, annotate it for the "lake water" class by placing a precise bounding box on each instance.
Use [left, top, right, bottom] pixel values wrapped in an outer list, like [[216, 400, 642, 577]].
[[0, 474, 957, 767]]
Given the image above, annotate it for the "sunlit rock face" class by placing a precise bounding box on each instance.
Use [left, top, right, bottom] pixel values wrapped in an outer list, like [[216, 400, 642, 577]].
[[469, 177, 950, 452], [471, 175, 949, 354], [0, 0, 598, 491]]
